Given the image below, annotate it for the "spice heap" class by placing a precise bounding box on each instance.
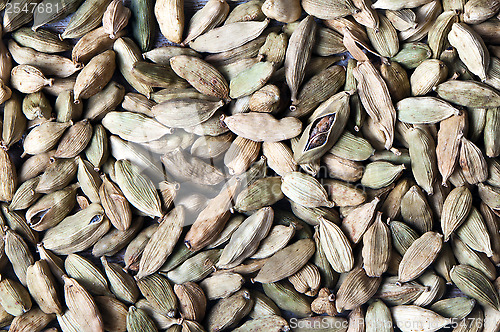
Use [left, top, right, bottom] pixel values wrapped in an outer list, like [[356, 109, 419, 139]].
[[0, 0, 499, 331]]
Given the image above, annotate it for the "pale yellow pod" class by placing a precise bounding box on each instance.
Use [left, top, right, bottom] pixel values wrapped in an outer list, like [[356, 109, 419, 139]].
[[155, 0, 184, 44]]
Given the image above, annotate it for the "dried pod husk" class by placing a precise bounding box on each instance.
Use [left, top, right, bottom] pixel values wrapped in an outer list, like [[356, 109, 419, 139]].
[[22, 91, 51, 121], [11, 65, 53, 94], [130, 0, 156, 52], [129, 61, 181, 89], [258, 30, 291, 65], [102, 0, 131, 39], [35, 158, 78, 194], [114, 37, 154, 97], [26, 260, 62, 314], [452, 236, 497, 282], [249, 84, 281, 113], [170, 55, 229, 100], [481, 202, 500, 264], [218, 207, 273, 269], [183, 179, 239, 251], [26, 183, 78, 231], [391, 41, 432, 69], [99, 174, 132, 231], [94, 295, 128, 332], [8, 307, 55, 332], [248, 290, 281, 319], [436, 111, 467, 185], [152, 98, 223, 129], [254, 238, 315, 283], [0, 278, 31, 316], [286, 65, 345, 118], [336, 267, 381, 313], [261, 0, 301, 23], [398, 0, 441, 42], [435, 80, 500, 108], [451, 264, 500, 310], [288, 263, 321, 297], [183, 0, 230, 45], [206, 289, 254, 331], [365, 299, 393, 332], [282, 172, 333, 208], [124, 224, 158, 271], [407, 127, 437, 195], [4, 229, 34, 286], [8, 176, 41, 211], [190, 132, 233, 160], [199, 272, 245, 301], [2, 204, 38, 245], [484, 108, 500, 158], [54, 119, 93, 158], [154, 0, 184, 44], [381, 178, 412, 220], [190, 20, 269, 53], [122, 92, 156, 116], [0, 148, 16, 202], [229, 61, 276, 99], [84, 124, 109, 169], [225, 0, 265, 24], [74, 50, 116, 103], [137, 206, 184, 279], [54, 90, 82, 123], [114, 159, 163, 217], [460, 137, 488, 184], [329, 131, 375, 161], [361, 161, 405, 190], [8, 40, 82, 78], [413, 271, 446, 306], [448, 22, 490, 81], [293, 91, 351, 164], [204, 34, 267, 66], [430, 297, 476, 320], [62, 275, 104, 331], [341, 197, 379, 244], [397, 96, 460, 124], [12, 27, 71, 53], [166, 249, 222, 284], [161, 148, 225, 186], [400, 185, 433, 233], [385, 9, 417, 31], [362, 212, 391, 277], [456, 206, 493, 257], [366, 14, 399, 57], [302, 0, 358, 19], [391, 305, 451, 332], [310, 288, 336, 316], [41, 203, 110, 255], [72, 26, 126, 64], [262, 282, 311, 318], [478, 183, 500, 210], [317, 217, 353, 273], [84, 81, 125, 121], [101, 256, 139, 304], [92, 217, 143, 257], [135, 299, 181, 330], [353, 61, 396, 150], [322, 153, 363, 183], [428, 10, 459, 58], [174, 282, 206, 321], [379, 59, 411, 103], [61, 0, 113, 39], [205, 214, 245, 250], [398, 231, 443, 283], [464, 0, 500, 24], [410, 59, 448, 96], [466, 106, 487, 142], [323, 178, 367, 207], [126, 306, 157, 332], [22, 121, 71, 156], [234, 177, 283, 212], [441, 185, 473, 242], [285, 16, 316, 103]]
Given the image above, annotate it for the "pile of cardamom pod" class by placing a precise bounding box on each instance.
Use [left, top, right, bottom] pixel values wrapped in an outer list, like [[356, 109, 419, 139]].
[[0, 0, 500, 331]]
